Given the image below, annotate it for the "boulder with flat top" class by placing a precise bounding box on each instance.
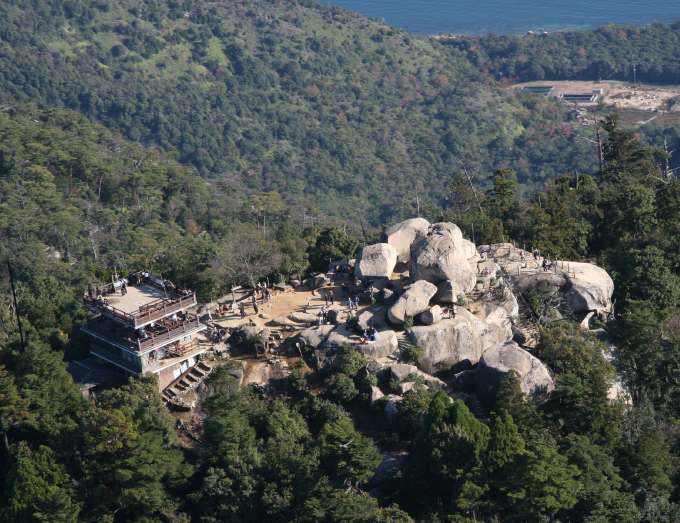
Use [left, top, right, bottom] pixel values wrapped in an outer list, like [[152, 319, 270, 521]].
[[419, 305, 443, 325], [355, 243, 398, 280], [408, 308, 496, 374]]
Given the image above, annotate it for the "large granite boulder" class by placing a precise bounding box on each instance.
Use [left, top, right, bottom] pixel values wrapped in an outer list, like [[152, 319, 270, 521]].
[[366, 359, 387, 378], [461, 239, 478, 260], [408, 309, 496, 374], [410, 224, 477, 291], [388, 280, 437, 324], [562, 262, 614, 312], [474, 341, 555, 409], [483, 302, 514, 343], [434, 280, 464, 304], [361, 279, 393, 303], [355, 243, 398, 280], [419, 305, 443, 325], [390, 364, 418, 381], [380, 218, 431, 263], [356, 309, 387, 332], [370, 386, 385, 409], [502, 290, 519, 318], [298, 324, 335, 349], [357, 330, 399, 360]]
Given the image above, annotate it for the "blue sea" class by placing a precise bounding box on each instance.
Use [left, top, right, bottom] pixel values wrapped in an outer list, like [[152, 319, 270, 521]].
[[328, 0, 680, 36]]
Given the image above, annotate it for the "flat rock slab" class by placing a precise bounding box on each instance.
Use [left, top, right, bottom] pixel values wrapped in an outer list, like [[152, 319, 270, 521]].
[[272, 317, 293, 325], [357, 330, 399, 360], [289, 312, 319, 324], [408, 308, 495, 374]]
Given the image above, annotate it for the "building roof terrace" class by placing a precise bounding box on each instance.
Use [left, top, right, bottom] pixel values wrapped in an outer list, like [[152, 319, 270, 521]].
[[83, 275, 197, 329]]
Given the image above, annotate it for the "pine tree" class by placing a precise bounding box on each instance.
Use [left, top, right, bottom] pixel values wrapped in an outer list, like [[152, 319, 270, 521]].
[[485, 409, 524, 473], [2, 445, 80, 523]]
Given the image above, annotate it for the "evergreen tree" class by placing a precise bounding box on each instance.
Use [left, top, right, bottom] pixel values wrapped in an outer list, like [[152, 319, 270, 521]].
[[2, 445, 80, 523]]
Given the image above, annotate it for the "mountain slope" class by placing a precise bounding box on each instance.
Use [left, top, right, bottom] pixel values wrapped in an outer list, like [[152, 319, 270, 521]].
[[0, 0, 597, 224]]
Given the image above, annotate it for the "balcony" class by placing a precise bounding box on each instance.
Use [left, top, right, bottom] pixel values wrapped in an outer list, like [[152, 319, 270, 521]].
[[83, 288, 197, 329], [82, 316, 205, 353]]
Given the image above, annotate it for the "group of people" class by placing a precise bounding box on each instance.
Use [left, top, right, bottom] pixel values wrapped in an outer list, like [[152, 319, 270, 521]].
[[357, 327, 378, 345], [331, 265, 352, 280]]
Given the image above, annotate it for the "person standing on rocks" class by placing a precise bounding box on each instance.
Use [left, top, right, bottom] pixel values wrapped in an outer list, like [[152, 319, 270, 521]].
[[329, 291, 334, 305], [542, 258, 548, 272]]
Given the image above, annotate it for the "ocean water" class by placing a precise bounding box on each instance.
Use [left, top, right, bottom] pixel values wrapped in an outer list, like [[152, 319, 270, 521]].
[[328, 0, 680, 36]]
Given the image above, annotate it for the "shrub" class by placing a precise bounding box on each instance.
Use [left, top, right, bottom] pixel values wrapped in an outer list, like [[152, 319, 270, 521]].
[[456, 294, 468, 307], [403, 372, 427, 387], [288, 368, 310, 394], [402, 345, 425, 364], [362, 374, 378, 390], [338, 342, 367, 378], [324, 373, 358, 404], [246, 333, 265, 356], [403, 315, 415, 330], [490, 277, 497, 286], [435, 358, 457, 380]]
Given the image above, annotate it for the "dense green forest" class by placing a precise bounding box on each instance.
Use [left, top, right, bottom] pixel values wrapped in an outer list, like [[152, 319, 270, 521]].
[[6, 1, 680, 522], [0, 0, 613, 223], [448, 21, 680, 84]]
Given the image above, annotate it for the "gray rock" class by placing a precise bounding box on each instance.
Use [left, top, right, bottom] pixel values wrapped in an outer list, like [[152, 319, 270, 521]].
[[474, 340, 555, 409], [398, 381, 416, 394], [434, 280, 464, 304], [305, 274, 328, 289], [289, 312, 319, 324], [562, 262, 614, 312], [357, 330, 399, 360], [450, 369, 476, 391], [273, 317, 293, 326], [512, 325, 527, 346], [482, 302, 514, 343], [410, 224, 477, 291], [388, 280, 437, 323], [408, 309, 496, 374], [356, 309, 386, 332], [419, 305, 444, 325], [366, 359, 387, 378], [391, 364, 418, 381], [298, 324, 335, 349], [370, 386, 384, 409], [289, 279, 301, 288], [382, 288, 397, 306], [236, 325, 268, 343], [228, 367, 244, 386], [327, 309, 342, 324], [316, 324, 357, 374], [379, 218, 431, 263], [419, 372, 446, 390], [384, 395, 402, 424], [503, 290, 519, 318], [355, 243, 398, 280], [259, 313, 271, 319]]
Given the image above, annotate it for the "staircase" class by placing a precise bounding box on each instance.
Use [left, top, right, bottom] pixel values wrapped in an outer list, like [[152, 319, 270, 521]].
[[162, 361, 213, 404], [464, 392, 486, 418], [395, 330, 416, 361]]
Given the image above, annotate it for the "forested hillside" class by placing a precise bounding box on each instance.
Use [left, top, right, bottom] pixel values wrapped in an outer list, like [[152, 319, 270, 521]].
[[449, 21, 680, 84], [0, 0, 602, 223]]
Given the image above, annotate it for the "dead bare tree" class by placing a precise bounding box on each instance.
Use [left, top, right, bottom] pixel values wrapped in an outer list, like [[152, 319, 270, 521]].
[[210, 233, 284, 292]]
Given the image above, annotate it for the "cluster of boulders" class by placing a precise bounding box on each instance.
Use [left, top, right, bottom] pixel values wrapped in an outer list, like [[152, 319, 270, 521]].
[[295, 219, 618, 419]]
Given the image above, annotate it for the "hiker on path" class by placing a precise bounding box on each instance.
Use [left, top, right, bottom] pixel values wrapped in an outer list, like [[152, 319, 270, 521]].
[[542, 258, 548, 272], [329, 291, 334, 305], [354, 295, 359, 308], [325, 293, 329, 306], [121, 281, 127, 295], [240, 303, 246, 320]]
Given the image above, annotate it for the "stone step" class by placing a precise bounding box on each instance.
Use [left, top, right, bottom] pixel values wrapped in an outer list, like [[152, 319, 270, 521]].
[[186, 374, 198, 383]]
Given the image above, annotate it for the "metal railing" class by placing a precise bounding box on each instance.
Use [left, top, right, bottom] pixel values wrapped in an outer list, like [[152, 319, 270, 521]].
[[83, 292, 196, 329], [84, 317, 202, 352]]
